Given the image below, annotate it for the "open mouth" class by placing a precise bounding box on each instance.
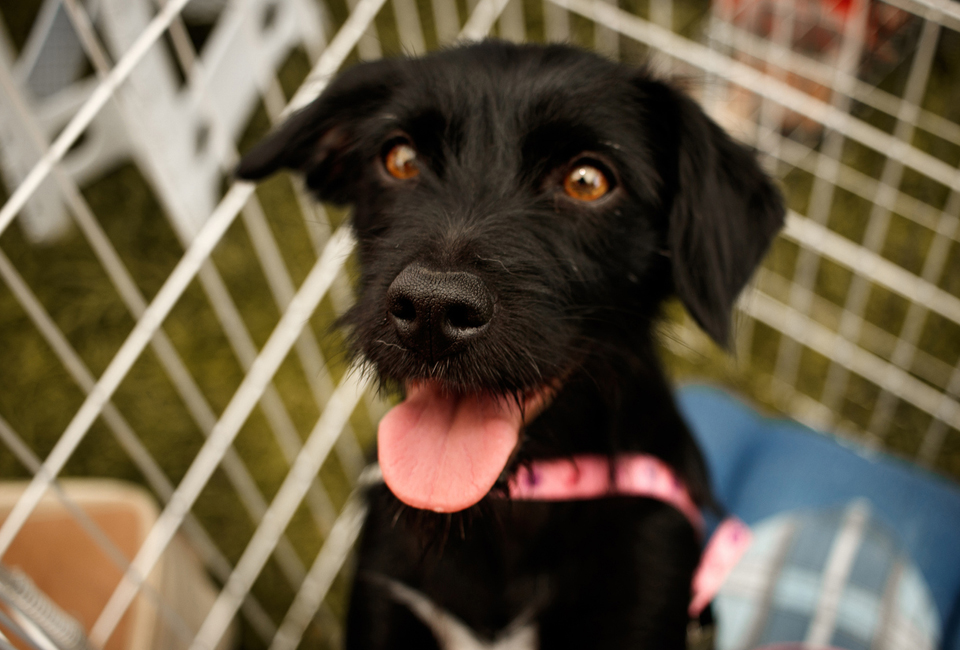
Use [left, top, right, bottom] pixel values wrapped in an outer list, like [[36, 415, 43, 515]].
[[377, 380, 555, 513]]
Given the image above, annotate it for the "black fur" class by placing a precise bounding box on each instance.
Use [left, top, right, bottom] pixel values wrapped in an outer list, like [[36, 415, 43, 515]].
[[238, 40, 784, 650]]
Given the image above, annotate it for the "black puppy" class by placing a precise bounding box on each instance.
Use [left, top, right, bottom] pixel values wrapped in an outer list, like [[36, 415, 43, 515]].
[[238, 40, 784, 650]]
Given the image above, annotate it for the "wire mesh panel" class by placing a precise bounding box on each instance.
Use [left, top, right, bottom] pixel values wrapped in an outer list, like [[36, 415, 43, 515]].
[[687, 0, 960, 470], [0, 0, 957, 649]]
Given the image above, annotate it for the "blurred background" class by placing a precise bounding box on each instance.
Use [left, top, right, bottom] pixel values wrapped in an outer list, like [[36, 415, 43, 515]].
[[0, 0, 957, 648]]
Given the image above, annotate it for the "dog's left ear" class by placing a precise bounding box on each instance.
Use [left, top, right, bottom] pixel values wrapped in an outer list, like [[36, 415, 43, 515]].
[[235, 58, 401, 204], [641, 80, 785, 347]]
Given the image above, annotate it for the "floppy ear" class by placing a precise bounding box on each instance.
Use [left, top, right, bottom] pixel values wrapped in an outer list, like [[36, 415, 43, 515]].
[[644, 81, 785, 347], [235, 58, 401, 204]]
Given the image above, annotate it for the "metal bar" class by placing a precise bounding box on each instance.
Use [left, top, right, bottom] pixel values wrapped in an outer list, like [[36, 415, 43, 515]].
[[499, 0, 527, 43], [649, 0, 672, 31], [0, 414, 197, 648], [543, 0, 571, 41], [781, 212, 960, 326], [751, 0, 802, 162], [461, 0, 512, 40], [753, 266, 957, 395], [868, 190, 960, 438], [239, 199, 366, 484], [768, 0, 869, 394], [817, 18, 942, 417], [593, 0, 620, 59], [268, 471, 378, 650], [663, 316, 858, 437], [0, 181, 254, 560], [739, 291, 960, 432], [255, 78, 369, 485], [0, 12, 317, 599], [546, 0, 960, 193], [0, 0, 196, 237], [755, 123, 954, 239], [142, 0, 348, 536], [392, 0, 428, 53], [0, 599, 50, 650], [878, 0, 960, 33], [0, 314, 277, 644], [88, 226, 356, 647], [345, 0, 385, 60], [917, 367, 960, 465], [433, 0, 463, 43], [708, 22, 960, 151], [289, 0, 391, 113], [187, 373, 368, 650]]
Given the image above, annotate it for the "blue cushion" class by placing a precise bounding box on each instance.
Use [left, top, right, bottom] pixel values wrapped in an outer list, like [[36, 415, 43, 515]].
[[676, 385, 960, 650]]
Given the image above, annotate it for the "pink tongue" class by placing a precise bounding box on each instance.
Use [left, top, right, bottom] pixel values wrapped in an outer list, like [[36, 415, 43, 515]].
[[378, 382, 523, 512]]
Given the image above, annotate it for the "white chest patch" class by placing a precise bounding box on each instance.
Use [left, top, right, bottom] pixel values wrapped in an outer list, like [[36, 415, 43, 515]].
[[379, 577, 539, 650]]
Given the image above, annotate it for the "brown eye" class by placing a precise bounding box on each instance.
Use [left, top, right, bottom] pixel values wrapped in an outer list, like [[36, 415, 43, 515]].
[[385, 142, 419, 179], [563, 164, 609, 201]]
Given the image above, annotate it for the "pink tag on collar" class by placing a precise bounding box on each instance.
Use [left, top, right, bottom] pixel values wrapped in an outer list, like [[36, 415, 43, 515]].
[[505, 454, 752, 618], [689, 517, 752, 617]]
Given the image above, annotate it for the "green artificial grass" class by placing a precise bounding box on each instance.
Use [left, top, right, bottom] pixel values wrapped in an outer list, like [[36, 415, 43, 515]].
[[1, 1, 959, 649]]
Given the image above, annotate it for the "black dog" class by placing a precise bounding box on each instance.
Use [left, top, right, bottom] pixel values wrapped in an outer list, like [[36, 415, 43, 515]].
[[238, 40, 784, 649]]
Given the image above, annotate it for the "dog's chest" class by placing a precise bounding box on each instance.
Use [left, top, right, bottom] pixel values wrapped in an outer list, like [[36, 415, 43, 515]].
[[353, 486, 701, 648], [381, 576, 539, 650]]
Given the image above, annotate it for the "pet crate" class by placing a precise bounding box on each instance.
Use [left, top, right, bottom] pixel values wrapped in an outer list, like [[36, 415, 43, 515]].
[[0, 0, 957, 648]]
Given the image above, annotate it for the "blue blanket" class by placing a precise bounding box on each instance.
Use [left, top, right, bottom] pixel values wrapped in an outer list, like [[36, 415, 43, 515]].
[[677, 385, 960, 650]]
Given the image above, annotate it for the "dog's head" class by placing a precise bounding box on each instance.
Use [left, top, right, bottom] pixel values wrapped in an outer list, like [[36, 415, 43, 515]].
[[238, 41, 784, 514]]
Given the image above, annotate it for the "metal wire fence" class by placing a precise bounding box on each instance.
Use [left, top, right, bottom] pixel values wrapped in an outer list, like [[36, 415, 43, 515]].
[[0, 0, 957, 648]]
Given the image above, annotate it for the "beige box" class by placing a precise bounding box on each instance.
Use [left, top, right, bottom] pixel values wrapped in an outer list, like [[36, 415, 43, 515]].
[[0, 480, 235, 650]]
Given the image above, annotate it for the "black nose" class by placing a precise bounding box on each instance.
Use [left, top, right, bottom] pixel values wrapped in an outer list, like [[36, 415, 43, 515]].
[[387, 264, 495, 359]]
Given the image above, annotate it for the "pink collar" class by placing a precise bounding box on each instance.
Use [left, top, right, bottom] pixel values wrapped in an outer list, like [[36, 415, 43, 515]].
[[504, 454, 752, 617]]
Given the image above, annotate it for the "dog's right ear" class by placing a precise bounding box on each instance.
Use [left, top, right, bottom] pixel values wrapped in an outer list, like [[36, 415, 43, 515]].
[[235, 59, 401, 204]]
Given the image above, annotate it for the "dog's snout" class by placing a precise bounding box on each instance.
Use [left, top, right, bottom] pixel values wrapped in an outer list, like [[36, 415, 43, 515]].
[[387, 265, 494, 358]]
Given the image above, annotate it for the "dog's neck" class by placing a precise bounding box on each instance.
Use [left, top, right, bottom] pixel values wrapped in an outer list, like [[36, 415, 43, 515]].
[[520, 343, 712, 506]]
